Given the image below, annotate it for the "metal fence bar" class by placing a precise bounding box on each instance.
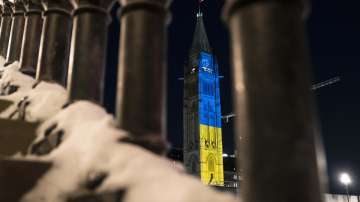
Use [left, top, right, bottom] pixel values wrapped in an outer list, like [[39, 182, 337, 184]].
[[5, 0, 25, 65], [0, 1, 13, 60], [116, 0, 171, 141], [36, 0, 73, 85], [67, 0, 116, 104], [19, 0, 43, 76], [223, 0, 326, 202]]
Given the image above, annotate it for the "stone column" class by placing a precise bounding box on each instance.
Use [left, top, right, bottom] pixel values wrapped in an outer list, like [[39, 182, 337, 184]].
[[5, 0, 25, 65], [36, 0, 73, 86], [223, 0, 326, 202], [67, 0, 116, 104], [19, 0, 43, 76], [0, 1, 13, 60], [116, 0, 171, 140], [0, 6, 2, 39]]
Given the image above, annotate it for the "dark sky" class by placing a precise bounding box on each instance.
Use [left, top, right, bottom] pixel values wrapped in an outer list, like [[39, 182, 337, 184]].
[[105, 0, 360, 195], [308, 0, 360, 194]]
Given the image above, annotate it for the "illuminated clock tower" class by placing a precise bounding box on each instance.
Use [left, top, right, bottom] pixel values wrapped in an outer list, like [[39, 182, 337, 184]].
[[183, 11, 224, 186]]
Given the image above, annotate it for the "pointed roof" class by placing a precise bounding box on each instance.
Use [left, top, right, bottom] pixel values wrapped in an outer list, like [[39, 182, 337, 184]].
[[190, 12, 212, 55]]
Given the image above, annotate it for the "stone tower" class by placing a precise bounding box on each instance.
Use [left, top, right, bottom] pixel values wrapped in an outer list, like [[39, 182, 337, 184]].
[[183, 11, 224, 186]]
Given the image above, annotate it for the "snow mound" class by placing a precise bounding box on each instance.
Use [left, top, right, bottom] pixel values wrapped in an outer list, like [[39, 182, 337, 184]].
[[23, 101, 237, 202], [0, 62, 34, 96], [0, 81, 68, 122]]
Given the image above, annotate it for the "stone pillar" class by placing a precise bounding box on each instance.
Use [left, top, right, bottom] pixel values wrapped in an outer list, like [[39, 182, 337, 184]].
[[116, 0, 171, 140], [0, 6, 2, 38], [223, 0, 326, 202], [67, 0, 116, 104], [36, 0, 73, 86], [19, 0, 43, 76], [5, 0, 25, 65], [0, 1, 13, 60]]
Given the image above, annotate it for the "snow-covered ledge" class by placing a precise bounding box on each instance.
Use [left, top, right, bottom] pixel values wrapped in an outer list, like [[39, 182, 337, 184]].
[[0, 62, 32, 95], [0, 64, 68, 122], [325, 194, 360, 202]]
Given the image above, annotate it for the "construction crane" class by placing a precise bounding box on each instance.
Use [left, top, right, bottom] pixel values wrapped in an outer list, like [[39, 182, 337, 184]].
[[222, 76, 341, 123], [311, 76, 341, 91], [222, 113, 236, 123]]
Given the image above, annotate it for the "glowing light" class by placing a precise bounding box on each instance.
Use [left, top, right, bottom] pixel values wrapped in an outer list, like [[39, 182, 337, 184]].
[[340, 173, 351, 185]]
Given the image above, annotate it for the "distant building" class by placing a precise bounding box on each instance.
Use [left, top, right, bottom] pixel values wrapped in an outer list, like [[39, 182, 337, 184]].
[[183, 11, 224, 186]]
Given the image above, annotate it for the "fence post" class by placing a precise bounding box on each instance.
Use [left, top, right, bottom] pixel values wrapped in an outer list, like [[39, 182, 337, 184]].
[[19, 0, 43, 76], [35, 0, 73, 85], [0, 1, 13, 60], [223, 0, 326, 202], [66, 0, 116, 103], [116, 0, 171, 141], [0, 5, 2, 31], [5, 0, 25, 65]]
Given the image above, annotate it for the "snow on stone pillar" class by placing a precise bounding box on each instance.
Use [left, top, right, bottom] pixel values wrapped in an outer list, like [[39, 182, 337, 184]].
[[223, 0, 326, 202], [0, 0, 13, 61], [66, 0, 116, 104], [19, 0, 43, 76], [36, 0, 73, 86], [116, 0, 171, 143], [5, 0, 25, 65]]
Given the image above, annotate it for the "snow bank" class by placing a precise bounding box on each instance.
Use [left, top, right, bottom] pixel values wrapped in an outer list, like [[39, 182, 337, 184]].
[[22, 101, 238, 202], [0, 65, 67, 122], [0, 62, 34, 96], [0, 81, 68, 122]]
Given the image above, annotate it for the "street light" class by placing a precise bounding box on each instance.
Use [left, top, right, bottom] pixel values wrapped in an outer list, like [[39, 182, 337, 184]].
[[339, 173, 351, 202]]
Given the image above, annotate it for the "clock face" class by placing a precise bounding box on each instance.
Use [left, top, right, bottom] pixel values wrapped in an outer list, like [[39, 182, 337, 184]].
[[200, 57, 213, 74], [201, 58, 210, 67]]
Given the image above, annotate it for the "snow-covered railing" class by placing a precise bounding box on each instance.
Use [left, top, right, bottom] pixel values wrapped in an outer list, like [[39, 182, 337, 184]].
[[325, 194, 360, 202], [0, 0, 237, 202], [0, 0, 328, 202]]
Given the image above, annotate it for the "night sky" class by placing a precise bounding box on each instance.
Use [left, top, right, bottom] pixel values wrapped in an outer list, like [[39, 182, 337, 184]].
[[105, 0, 360, 195]]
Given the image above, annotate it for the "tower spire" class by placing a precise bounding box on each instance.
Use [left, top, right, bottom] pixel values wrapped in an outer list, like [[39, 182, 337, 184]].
[[197, 0, 202, 17], [189, 6, 211, 68]]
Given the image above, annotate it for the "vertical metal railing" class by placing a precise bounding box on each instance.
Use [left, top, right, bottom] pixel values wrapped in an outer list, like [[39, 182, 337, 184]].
[[0, 0, 13, 60], [116, 0, 171, 142], [67, 0, 116, 104], [5, 0, 25, 65], [0, 5, 2, 32], [223, 0, 326, 202], [19, 0, 43, 76], [36, 0, 73, 85]]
